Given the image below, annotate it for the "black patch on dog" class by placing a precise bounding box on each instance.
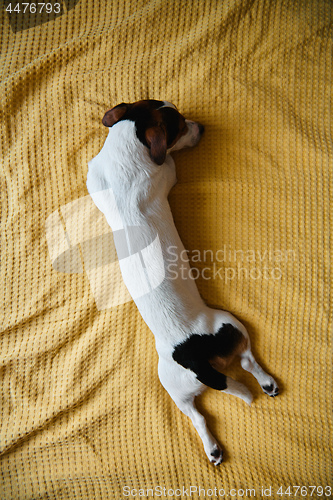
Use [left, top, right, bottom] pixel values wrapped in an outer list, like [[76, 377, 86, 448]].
[[172, 324, 244, 391]]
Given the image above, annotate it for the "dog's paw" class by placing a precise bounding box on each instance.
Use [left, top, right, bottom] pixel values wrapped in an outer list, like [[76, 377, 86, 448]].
[[262, 378, 279, 397], [208, 445, 223, 466]]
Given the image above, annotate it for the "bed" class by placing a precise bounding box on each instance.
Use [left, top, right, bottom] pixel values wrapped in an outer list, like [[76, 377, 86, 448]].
[[1, 0, 332, 498]]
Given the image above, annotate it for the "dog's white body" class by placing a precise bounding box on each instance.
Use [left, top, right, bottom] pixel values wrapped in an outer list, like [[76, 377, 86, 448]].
[[87, 102, 278, 464]]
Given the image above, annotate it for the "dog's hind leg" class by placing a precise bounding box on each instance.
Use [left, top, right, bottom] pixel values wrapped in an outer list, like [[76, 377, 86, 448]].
[[158, 358, 223, 465], [240, 348, 279, 397], [174, 395, 224, 465], [222, 377, 253, 405], [218, 320, 279, 397]]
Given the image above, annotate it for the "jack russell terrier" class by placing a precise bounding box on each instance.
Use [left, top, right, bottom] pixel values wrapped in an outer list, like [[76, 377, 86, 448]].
[[86, 99, 279, 465]]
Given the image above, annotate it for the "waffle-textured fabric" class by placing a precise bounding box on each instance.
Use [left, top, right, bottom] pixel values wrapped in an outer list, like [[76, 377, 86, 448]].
[[0, 1, 332, 498]]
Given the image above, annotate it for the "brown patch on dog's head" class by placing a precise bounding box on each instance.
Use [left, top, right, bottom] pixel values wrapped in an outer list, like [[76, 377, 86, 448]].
[[102, 103, 130, 127], [144, 125, 168, 166], [101, 100, 192, 165]]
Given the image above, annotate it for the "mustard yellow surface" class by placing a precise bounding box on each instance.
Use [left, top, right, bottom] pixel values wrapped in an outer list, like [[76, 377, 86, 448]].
[[1, 1, 332, 498]]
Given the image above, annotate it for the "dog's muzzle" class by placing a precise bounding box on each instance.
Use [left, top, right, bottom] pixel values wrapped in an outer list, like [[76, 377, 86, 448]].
[[170, 120, 205, 152], [187, 120, 205, 145]]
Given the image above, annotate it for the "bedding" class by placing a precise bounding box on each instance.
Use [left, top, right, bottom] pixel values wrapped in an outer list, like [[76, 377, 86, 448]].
[[0, 0, 332, 498]]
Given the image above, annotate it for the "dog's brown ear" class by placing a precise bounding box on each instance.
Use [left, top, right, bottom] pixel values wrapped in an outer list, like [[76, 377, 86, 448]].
[[102, 103, 129, 127], [145, 126, 167, 165]]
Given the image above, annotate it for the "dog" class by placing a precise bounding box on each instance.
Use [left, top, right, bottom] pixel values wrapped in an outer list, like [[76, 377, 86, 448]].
[[86, 99, 279, 465]]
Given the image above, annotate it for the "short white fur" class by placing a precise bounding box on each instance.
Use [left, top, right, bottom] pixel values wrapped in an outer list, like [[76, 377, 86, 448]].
[[86, 103, 278, 465]]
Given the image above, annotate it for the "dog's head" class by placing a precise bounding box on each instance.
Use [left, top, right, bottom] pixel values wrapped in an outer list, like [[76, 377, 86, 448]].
[[102, 100, 204, 165]]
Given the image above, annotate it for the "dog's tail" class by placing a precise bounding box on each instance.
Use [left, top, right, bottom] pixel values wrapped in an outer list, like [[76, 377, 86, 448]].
[[172, 324, 252, 405], [173, 353, 253, 405]]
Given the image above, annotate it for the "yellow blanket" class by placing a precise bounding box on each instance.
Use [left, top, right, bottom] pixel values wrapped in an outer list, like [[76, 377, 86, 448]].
[[1, 0, 332, 498]]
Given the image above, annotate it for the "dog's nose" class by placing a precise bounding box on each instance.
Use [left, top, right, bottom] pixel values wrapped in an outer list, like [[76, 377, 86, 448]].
[[197, 123, 205, 135]]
